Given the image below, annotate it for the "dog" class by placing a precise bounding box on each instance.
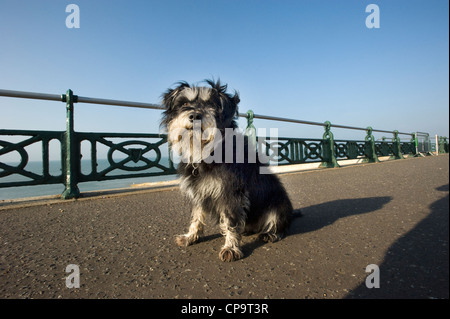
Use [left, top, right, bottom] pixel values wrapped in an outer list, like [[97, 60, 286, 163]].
[[160, 79, 294, 262]]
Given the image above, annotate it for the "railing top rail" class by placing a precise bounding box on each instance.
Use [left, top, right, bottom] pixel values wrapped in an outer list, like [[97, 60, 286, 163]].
[[76, 95, 163, 110], [0, 88, 413, 136], [0, 89, 61, 102], [0, 89, 164, 110], [240, 112, 411, 135]]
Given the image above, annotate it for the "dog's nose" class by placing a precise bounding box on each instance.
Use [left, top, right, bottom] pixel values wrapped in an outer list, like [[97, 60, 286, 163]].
[[188, 113, 202, 122]]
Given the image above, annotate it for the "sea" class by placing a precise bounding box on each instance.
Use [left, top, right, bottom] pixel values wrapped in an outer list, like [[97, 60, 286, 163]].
[[0, 158, 177, 201]]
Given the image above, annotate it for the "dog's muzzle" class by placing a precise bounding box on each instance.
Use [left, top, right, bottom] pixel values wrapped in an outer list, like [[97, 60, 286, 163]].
[[188, 112, 203, 122]]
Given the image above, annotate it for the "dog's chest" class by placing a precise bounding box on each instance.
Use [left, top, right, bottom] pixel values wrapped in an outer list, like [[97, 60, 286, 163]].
[[180, 174, 224, 202]]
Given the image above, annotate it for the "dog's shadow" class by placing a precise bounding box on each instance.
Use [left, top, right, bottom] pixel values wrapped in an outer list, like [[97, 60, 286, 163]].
[[241, 196, 392, 259], [195, 196, 392, 260]]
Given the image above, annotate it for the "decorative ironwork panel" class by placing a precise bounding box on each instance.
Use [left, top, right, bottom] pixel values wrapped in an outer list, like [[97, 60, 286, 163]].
[[375, 142, 394, 156], [258, 137, 325, 165], [0, 129, 64, 187], [334, 140, 366, 160], [76, 132, 176, 182], [400, 142, 415, 154]]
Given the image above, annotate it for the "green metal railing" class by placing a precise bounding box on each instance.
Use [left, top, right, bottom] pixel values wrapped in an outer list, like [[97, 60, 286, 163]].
[[1, 88, 448, 199], [438, 136, 449, 153]]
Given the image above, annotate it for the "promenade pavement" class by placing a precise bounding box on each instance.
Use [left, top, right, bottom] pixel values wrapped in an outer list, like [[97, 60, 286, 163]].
[[0, 155, 448, 299]]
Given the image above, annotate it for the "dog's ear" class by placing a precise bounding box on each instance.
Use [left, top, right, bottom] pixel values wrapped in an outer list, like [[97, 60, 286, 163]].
[[205, 79, 240, 124], [206, 78, 239, 108], [232, 91, 240, 107], [229, 91, 240, 120], [162, 81, 190, 110]]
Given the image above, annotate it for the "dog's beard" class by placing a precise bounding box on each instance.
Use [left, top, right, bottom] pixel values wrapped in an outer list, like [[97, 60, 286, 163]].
[[167, 113, 220, 163]]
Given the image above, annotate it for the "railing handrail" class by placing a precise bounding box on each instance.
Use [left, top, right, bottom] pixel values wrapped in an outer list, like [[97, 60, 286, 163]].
[[0, 88, 413, 136], [0, 89, 62, 103]]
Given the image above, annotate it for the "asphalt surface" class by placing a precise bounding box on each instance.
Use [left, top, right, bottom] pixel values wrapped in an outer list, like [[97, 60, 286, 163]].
[[0, 155, 448, 299]]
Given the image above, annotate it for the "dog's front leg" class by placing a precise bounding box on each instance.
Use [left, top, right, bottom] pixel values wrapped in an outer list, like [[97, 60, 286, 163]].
[[219, 212, 244, 262], [176, 205, 205, 247]]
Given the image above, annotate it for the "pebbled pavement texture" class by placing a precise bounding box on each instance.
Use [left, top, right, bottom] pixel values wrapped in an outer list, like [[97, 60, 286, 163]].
[[0, 155, 448, 299]]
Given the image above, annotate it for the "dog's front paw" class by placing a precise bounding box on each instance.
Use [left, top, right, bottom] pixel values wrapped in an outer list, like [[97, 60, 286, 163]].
[[219, 247, 243, 262], [175, 235, 190, 247], [175, 235, 198, 247]]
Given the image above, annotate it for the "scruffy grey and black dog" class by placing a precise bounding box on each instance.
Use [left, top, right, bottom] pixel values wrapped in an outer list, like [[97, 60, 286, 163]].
[[160, 79, 294, 262]]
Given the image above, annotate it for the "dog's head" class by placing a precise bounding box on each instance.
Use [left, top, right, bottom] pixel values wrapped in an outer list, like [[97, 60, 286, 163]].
[[160, 79, 240, 132], [160, 80, 240, 162]]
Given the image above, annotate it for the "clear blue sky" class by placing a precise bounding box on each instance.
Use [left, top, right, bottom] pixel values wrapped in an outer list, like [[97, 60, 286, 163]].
[[1, 0, 448, 147]]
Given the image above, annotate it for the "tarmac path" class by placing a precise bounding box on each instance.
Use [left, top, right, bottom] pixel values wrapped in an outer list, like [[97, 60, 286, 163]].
[[0, 155, 448, 299]]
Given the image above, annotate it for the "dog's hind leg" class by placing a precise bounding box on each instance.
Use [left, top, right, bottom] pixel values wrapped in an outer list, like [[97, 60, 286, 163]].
[[175, 205, 205, 247], [258, 210, 289, 243], [218, 212, 244, 262]]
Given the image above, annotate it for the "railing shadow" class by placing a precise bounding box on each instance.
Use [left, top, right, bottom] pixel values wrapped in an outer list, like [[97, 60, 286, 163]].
[[345, 184, 449, 299]]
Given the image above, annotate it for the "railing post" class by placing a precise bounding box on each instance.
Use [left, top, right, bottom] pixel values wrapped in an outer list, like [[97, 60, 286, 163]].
[[320, 121, 340, 168], [391, 130, 404, 160], [411, 134, 417, 156], [363, 126, 380, 163], [435, 134, 439, 155], [244, 109, 257, 150], [439, 136, 449, 154], [61, 89, 80, 199]]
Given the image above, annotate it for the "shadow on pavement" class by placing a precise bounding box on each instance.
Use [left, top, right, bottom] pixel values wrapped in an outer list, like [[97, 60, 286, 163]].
[[241, 196, 392, 259], [289, 196, 393, 235], [346, 184, 449, 299]]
